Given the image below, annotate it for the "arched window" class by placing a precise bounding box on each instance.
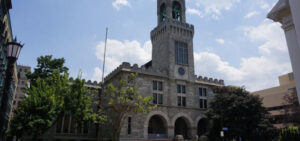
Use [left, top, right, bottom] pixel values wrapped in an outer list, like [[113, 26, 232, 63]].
[[172, 1, 181, 21], [160, 3, 166, 22]]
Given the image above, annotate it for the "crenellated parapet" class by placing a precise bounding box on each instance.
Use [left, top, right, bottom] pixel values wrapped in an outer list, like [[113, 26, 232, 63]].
[[195, 75, 224, 86], [68, 77, 101, 87], [104, 62, 168, 82], [151, 18, 194, 42]]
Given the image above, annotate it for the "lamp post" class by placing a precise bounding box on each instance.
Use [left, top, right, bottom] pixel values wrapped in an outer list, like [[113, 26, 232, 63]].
[[0, 38, 23, 141]]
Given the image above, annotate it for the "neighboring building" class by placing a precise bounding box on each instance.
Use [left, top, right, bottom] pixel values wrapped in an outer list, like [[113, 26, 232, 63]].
[[268, 0, 300, 105], [21, 80, 100, 141], [101, 0, 224, 140], [0, 0, 19, 140], [10, 65, 31, 117], [252, 73, 298, 128]]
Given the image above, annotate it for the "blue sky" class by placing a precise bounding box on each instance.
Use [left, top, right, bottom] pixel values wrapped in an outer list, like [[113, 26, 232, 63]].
[[10, 0, 292, 91]]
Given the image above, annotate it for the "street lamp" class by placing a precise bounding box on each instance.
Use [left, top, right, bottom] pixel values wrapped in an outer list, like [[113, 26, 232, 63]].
[[0, 38, 23, 141]]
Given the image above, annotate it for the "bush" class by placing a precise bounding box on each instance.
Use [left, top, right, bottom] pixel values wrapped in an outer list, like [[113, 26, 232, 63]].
[[279, 126, 300, 141]]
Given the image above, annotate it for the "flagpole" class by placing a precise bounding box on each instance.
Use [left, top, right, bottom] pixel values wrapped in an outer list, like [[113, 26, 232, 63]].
[[102, 27, 108, 83], [97, 27, 108, 141]]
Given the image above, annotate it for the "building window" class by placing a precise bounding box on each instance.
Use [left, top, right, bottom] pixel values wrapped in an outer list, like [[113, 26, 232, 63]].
[[153, 80, 163, 91], [153, 93, 163, 105], [175, 41, 188, 65], [128, 117, 131, 134], [199, 99, 208, 109], [177, 96, 186, 107], [24, 69, 27, 73], [19, 68, 22, 72], [13, 100, 16, 105], [177, 84, 186, 94], [21, 81, 25, 85], [199, 87, 207, 97]]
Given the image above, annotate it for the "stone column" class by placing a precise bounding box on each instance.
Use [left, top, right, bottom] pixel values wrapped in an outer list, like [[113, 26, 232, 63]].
[[168, 126, 174, 138], [268, 0, 300, 104]]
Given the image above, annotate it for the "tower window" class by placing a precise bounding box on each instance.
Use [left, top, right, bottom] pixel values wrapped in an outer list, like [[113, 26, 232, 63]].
[[160, 3, 166, 22], [175, 41, 188, 65], [172, 1, 182, 21]]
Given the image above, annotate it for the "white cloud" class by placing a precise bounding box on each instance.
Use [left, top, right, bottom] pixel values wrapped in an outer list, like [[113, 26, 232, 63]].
[[244, 11, 260, 19], [194, 22, 291, 91], [187, 8, 203, 17], [112, 0, 131, 10], [187, 0, 240, 19], [216, 38, 225, 44], [91, 67, 103, 82], [93, 39, 152, 81]]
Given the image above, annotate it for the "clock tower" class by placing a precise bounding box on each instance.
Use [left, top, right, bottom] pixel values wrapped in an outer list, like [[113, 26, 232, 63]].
[[151, 0, 195, 81]]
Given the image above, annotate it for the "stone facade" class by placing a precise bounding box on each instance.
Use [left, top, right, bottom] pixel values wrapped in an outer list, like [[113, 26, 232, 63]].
[[101, 0, 224, 140]]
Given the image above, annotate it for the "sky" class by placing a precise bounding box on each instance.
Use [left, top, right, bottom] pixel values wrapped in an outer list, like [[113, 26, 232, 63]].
[[9, 0, 292, 92]]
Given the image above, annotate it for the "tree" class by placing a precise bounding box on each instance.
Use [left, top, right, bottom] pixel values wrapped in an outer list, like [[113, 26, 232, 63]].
[[9, 55, 105, 140], [26, 55, 68, 85], [103, 73, 156, 141], [206, 86, 276, 141], [9, 71, 67, 141]]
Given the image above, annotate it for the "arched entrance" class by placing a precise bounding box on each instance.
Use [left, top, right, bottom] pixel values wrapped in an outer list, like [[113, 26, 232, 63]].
[[148, 115, 168, 139], [174, 117, 189, 139], [198, 118, 208, 137]]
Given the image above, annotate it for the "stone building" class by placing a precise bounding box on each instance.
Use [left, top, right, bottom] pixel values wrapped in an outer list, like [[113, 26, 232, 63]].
[[252, 73, 298, 128], [101, 0, 224, 140], [10, 65, 31, 118]]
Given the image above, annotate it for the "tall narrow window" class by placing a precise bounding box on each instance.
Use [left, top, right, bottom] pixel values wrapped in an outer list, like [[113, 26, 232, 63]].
[[177, 96, 182, 106], [153, 80, 163, 91], [199, 99, 208, 109], [153, 93, 157, 104], [128, 117, 132, 134], [175, 41, 188, 65], [199, 87, 207, 97], [172, 1, 182, 21], [158, 94, 163, 104], [177, 96, 186, 107], [160, 3, 166, 22]]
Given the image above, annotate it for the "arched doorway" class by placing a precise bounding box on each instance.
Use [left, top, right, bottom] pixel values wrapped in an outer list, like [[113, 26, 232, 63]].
[[174, 117, 189, 139], [148, 115, 168, 139], [198, 118, 208, 137]]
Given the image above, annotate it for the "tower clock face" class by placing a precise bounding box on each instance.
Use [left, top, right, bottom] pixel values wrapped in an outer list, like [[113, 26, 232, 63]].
[[178, 67, 185, 75]]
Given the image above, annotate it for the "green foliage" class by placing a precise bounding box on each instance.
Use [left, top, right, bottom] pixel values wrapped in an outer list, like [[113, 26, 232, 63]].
[[207, 86, 276, 141], [9, 55, 105, 140], [279, 126, 300, 141], [26, 55, 68, 85], [104, 73, 156, 140], [9, 71, 66, 139]]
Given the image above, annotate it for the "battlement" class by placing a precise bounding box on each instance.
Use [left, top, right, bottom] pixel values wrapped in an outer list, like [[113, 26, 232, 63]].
[[195, 75, 224, 86], [151, 18, 194, 42], [104, 62, 168, 82], [68, 77, 101, 87]]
